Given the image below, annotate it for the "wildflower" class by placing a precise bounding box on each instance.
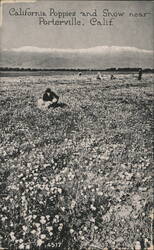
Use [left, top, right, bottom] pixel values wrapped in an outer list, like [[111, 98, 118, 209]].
[[35, 223, 40, 228], [58, 223, 63, 231], [134, 241, 141, 250], [22, 225, 28, 231], [70, 229, 74, 234], [58, 188, 62, 194], [19, 243, 24, 249], [19, 239, 24, 243], [90, 217, 95, 223], [53, 214, 59, 223], [40, 217, 46, 224], [31, 230, 36, 234], [10, 233, 16, 241], [37, 239, 43, 247], [2, 206, 7, 211], [1, 216, 7, 222], [68, 173, 75, 180], [25, 245, 30, 249], [90, 204, 96, 211], [81, 236, 85, 240], [71, 200, 76, 209], [36, 229, 41, 236], [46, 215, 50, 220], [40, 234, 46, 239], [47, 226, 53, 232], [97, 191, 103, 196]]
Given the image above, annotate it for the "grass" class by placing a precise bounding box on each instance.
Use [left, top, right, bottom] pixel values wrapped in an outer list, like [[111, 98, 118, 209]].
[[0, 72, 153, 250]]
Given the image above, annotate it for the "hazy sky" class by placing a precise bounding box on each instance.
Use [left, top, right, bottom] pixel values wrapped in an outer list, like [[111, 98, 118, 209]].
[[0, 0, 153, 51]]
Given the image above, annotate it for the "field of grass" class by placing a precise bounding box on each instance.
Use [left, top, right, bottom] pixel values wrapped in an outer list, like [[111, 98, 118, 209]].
[[0, 73, 153, 250]]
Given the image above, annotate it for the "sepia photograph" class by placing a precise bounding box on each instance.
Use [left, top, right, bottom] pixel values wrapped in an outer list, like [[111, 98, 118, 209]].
[[0, 0, 153, 249]]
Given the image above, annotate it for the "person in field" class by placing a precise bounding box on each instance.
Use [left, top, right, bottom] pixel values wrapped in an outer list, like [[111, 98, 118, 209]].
[[43, 88, 59, 103], [96, 72, 102, 80], [37, 88, 59, 110], [138, 68, 143, 80], [111, 74, 116, 80]]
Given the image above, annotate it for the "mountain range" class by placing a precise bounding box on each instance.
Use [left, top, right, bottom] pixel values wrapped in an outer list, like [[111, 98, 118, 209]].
[[0, 46, 153, 69]]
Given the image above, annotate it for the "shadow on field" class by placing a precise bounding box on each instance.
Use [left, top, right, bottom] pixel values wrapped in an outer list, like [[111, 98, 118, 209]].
[[48, 102, 68, 109]]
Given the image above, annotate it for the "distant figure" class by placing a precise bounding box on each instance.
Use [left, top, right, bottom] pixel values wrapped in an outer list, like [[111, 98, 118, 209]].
[[96, 72, 102, 80], [43, 88, 59, 104], [111, 74, 116, 80], [138, 68, 143, 80]]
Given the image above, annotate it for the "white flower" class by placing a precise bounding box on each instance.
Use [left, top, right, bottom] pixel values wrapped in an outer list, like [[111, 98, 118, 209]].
[[71, 200, 76, 209], [19, 243, 24, 249], [46, 215, 50, 220], [10, 232, 16, 241], [134, 241, 141, 250], [58, 188, 62, 194], [97, 191, 103, 196], [22, 225, 28, 231], [58, 223, 63, 231], [25, 245, 30, 249], [11, 236, 16, 241], [35, 223, 40, 228], [40, 217, 46, 224], [37, 239, 43, 247], [47, 226, 53, 232], [1, 217, 7, 222], [40, 234, 46, 239], [70, 229, 74, 234], [90, 204, 96, 211], [90, 217, 95, 223], [31, 230, 36, 234]]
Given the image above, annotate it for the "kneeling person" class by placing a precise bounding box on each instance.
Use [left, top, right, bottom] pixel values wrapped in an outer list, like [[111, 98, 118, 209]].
[[43, 88, 59, 108]]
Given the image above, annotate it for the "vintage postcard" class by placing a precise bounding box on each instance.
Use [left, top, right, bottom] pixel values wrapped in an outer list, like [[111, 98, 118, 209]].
[[0, 0, 153, 249]]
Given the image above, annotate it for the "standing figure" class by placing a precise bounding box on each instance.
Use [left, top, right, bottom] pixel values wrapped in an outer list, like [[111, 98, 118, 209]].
[[138, 68, 143, 80], [96, 72, 102, 80], [111, 74, 116, 80]]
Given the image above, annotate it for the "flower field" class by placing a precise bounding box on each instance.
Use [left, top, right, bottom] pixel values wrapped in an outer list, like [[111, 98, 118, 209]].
[[0, 72, 153, 250]]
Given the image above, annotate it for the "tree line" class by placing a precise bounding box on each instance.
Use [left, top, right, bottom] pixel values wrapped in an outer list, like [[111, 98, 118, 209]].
[[0, 67, 154, 72]]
